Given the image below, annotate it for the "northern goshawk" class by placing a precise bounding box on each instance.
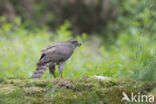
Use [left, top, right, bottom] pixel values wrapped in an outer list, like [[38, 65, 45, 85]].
[[31, 40, 81, 79]]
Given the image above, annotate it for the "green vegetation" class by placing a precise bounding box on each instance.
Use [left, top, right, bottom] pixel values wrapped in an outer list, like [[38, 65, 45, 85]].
[[0, 77, 155, 104], [0, 0, 156, 103], [0, 19, 156, 81]]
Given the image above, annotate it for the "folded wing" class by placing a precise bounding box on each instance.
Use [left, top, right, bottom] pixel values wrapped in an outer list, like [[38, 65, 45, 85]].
[[37, 42, 73, 66]]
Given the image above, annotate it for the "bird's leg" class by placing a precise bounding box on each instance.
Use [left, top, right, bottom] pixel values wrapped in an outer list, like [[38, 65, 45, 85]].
[[58, 62, 65, 78], [61, 73, 64, 78], [49, 64, 56, 79]]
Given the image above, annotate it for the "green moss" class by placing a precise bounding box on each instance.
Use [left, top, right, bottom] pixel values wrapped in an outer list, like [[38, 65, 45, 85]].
[[0, 77, 155, 104], [149, 88, 156, 96], [137, 81, 156, 93], [0, 85, 17, 94], [24, 87, 44, 95], [96, 86, 136, 103], [52, 78, 74, 89], [25, 79, 52, 87]]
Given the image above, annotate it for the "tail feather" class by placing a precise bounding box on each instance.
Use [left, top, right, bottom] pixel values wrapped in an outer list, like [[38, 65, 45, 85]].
[[31, 64, 49, 79]]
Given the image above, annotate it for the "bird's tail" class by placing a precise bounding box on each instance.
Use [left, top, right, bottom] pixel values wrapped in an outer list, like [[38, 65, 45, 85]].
[[31, 64, 49, 79]]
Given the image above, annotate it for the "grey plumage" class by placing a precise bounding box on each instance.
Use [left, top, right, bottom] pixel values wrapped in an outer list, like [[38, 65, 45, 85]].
[[31, 40, 81, 79]]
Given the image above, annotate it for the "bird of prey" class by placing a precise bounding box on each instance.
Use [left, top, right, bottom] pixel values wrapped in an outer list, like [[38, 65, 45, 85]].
[[31, 40, 81, 79]]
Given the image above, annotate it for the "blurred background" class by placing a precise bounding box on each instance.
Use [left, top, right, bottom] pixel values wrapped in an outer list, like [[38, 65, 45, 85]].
[[0, 0, 155, 81]]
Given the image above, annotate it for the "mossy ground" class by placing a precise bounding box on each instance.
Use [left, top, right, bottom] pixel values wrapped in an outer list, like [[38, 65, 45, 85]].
[[0, 77, 155, 104]]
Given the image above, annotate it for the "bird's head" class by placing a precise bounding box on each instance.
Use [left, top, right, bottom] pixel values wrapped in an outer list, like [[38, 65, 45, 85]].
[[68, 40, 81, 48]]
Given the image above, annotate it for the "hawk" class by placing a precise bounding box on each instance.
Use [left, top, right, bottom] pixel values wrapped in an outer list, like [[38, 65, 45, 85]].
[[31, 40, 81, 79]]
